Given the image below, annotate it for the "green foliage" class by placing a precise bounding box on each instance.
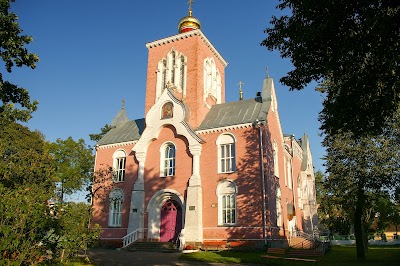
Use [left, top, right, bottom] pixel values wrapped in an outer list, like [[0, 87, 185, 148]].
[[89, 124, 112, 142], [315, 171, 352, 235], [50, 202, 100, 262], [1, 122, 54, 189], [322, 106, 400, 259], [373, 192, 400, 234], [262, 0, 400, 136], [0, 0, 39, 124], [47, 137, 94, 202], [0, 122, 56, 265]]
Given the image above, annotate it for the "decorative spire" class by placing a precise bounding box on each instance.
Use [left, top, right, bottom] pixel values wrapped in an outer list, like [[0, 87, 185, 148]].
[[188, 0, 194, 16], [122, 98, 125, 109], [266, 66, 270, 78], [238, 81, 244, 100], [178, 0, 201, 33]]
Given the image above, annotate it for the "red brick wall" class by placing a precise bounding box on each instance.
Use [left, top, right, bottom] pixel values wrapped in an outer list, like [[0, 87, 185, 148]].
[[92, 143, 138, 239], [145, 34, 226, 128]]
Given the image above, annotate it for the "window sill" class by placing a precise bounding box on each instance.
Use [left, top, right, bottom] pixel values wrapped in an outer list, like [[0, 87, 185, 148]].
[[108, 225, 122, 228], [218, 224, 237, 227], [218, 171, 236, 174]]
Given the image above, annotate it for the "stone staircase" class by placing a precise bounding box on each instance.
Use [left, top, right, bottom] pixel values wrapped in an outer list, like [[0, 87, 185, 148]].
[[125, 241, 179, 253], [289, 237, 314, 249]]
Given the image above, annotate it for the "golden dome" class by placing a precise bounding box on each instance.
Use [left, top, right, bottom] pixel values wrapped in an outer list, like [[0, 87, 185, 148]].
[[178, 11, 201, 33]]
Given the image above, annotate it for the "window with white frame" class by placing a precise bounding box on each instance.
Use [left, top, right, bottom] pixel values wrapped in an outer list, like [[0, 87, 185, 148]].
[[273, 141, 279, 177], [203, 57, 222, 104], [276, 185, 282, 227], [217, 180, 237, 225], [286, 158, 292, 189], [297, 176, 303, 209], [109, 188, 124, 227], [113, 150, 126, 182], [160, 142, 176, 177], [217, 134, 236, 173], [156, 49, 187, 100]]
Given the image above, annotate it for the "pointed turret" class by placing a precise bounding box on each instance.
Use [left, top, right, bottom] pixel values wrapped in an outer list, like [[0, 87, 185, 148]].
[[111, 99, 129, 127]]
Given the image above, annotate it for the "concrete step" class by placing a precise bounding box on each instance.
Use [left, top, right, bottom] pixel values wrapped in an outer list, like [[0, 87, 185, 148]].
[[290, 237, 314, 249], [126, 241, 178, 253]]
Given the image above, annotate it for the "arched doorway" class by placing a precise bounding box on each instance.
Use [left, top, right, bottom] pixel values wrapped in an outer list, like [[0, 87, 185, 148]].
[[160, 200, 182, 242]]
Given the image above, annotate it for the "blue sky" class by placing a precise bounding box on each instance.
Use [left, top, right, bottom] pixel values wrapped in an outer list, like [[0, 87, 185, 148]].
[[8, 1, 325, 177]]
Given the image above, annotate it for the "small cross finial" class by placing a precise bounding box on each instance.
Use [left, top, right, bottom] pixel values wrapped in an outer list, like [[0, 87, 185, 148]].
[[122, 98, 125, 109], [266, 66, 270, 78], [188, 0, 194, 16], [238, 81, 244, 100]]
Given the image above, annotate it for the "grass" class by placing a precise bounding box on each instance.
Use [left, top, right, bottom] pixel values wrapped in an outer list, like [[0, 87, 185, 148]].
[[179, 246, 400, 265]]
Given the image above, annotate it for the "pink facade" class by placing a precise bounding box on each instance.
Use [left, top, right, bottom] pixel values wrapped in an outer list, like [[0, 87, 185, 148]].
[[92, 11, 317, 248]]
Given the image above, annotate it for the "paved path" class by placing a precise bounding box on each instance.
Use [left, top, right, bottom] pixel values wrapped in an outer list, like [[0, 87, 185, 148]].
[[87, 249, 262, 266]]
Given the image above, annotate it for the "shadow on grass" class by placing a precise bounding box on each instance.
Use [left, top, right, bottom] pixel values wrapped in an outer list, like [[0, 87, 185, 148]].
[[180, 250, 278, 265], [180, 246, 400, 265]]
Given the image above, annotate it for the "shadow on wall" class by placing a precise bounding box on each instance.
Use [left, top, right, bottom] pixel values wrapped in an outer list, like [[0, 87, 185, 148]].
[[225, 125, 287, 247]]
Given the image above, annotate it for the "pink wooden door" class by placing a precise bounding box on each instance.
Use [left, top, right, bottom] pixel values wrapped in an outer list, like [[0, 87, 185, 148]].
[[160, 200, 182, 242]]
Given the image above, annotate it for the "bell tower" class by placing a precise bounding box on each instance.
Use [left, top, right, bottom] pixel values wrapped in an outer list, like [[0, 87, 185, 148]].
[[144, 3, 228, 128]]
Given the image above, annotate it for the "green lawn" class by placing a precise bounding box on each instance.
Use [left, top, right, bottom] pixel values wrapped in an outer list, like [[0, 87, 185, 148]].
[[179, 246, 400, 265]]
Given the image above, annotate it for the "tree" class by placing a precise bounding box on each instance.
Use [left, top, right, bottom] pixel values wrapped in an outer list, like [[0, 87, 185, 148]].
[[89, 124, 112, 142], [47, 137, 94, 202], [262, 0, 400, 137], [315, 171, 352, 235], [0, 122, 56, 265], [51, 202, 100, 262], [0, 0, 39, 124], [323, 107, 400, 260], [373, 192, 400, 237]]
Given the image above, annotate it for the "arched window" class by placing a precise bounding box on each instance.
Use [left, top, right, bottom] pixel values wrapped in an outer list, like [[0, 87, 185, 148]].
[[286, 157, 292, 189], [217, 134, 236, 173], [160, 142, 176, 177], [162, 59, 167, 90], [203, 57, 222, 104], [109, 188, 124, 227], [276, 185, 282, 228], [217, 180, 237, 225], [155, 49, 187, 101], [297, 176, 303, 209], [113, 150, 126, 182], [273, 141, 279, 177]]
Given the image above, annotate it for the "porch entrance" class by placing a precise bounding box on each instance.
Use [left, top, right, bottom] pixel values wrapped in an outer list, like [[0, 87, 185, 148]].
[[160, 200, 182, 242]]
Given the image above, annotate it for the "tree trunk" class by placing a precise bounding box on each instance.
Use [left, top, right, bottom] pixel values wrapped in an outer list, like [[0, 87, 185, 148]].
[[354, 189, 366, 261]]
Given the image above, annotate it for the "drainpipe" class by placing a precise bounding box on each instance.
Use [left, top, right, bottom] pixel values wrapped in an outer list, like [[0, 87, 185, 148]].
[[253, 119, 267, 246]]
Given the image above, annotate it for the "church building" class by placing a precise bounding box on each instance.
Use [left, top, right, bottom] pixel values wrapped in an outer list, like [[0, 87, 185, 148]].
[[92, 5, 318, 249]]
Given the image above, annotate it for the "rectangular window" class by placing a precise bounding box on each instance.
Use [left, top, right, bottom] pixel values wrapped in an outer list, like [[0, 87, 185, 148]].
[[222, 195, 236, 224], [115, 157, 126, 182], [164, 157, 175, 176], [220, 144, 235, 173], [110, 200, 122, 227]]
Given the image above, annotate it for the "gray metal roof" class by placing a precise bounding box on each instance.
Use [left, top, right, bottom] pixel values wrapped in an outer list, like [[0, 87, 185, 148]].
[[111, 108, 129, 127], [97, 118, 145, 146], [197, 98, 269, 130]]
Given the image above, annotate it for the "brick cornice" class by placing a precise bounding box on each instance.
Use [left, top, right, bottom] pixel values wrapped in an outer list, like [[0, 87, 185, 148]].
[[146, 29, 228, 67], [96, 140, 136, 150]]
